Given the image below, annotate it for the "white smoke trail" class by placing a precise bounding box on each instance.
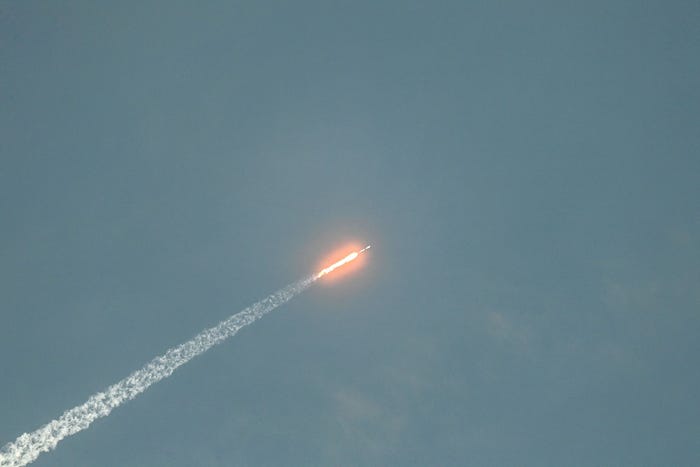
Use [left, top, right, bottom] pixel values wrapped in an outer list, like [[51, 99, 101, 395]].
[[0, 274, 319, 467]]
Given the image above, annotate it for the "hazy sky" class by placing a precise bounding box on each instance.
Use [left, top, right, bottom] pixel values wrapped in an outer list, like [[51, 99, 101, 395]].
[[1, 1, 699, 466]]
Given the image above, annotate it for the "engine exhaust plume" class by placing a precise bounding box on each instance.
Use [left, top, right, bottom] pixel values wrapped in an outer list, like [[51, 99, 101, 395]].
[[315, 245, 371, 279]]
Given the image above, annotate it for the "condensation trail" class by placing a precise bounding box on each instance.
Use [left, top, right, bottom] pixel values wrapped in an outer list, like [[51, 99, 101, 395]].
[[0, 246, 370, 467], [0, 275, 317, 467]]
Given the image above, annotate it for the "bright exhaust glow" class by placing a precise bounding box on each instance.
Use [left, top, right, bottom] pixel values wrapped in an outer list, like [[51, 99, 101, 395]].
[[315, 245, 371, 279]]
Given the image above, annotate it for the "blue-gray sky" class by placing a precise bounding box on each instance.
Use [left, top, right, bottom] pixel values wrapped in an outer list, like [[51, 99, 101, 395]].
[[1, 1, 699, 466]]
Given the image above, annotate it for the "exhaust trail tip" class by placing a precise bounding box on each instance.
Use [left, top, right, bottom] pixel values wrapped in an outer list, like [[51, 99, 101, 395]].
[[359, 245, 371, 253]]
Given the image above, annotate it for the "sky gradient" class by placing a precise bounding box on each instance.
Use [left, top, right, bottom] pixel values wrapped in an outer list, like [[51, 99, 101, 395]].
[[1, 1, 699, 466]]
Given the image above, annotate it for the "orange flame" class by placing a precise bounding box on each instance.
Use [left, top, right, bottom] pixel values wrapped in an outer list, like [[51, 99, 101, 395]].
[[315, 244, 370, 281]]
